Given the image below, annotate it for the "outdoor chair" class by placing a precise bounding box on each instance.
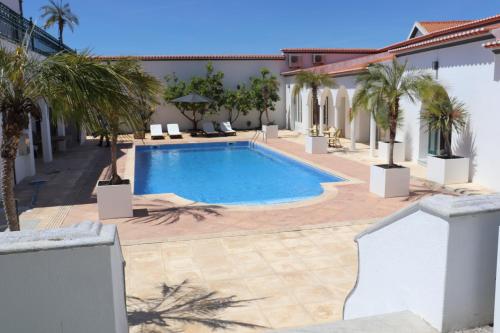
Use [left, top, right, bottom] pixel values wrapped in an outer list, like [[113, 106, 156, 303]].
[[167, 124, 183, 139], [202, 122, 220, 137], [220, 122, 236, 136], [150, 124, 164, 139], [328, 127, 343, 148]]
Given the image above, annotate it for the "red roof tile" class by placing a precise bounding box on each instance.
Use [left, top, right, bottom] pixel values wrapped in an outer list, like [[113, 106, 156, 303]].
[[93, 54, 286, 61], [483, 40, 500, 48], [418, 20, 474, 34], [280, 48, 378, 54]]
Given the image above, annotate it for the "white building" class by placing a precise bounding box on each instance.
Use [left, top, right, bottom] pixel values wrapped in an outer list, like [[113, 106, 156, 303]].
[[0, 0, 79, 184], [282, 16, 500, 192]]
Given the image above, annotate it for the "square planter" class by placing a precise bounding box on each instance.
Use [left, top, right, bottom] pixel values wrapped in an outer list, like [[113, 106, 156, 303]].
[[262, 124, 279, 139], [378, 141, 405, 163], [305, 135, 328, 154], [427, 155, 470, 185], [370, 164, 410, 198], [96, 180, 133, 220]]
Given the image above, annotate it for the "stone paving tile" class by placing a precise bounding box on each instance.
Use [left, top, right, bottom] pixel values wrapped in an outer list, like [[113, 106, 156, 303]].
[[123, 224, 362, 332]]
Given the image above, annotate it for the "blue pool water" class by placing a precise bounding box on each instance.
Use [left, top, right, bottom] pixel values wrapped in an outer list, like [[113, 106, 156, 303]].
[[134, 141, 344, 205]]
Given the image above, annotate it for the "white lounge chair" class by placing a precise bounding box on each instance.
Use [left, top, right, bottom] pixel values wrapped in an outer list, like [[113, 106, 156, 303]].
[[167, 123, 182, 138], [202, 122, 219, 137], [150, 124, 164, 139], [220, 122, 236, 136]]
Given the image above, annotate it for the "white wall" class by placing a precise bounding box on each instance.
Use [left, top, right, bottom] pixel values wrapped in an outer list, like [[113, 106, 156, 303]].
[[0, 222, 128, 333], [344, 194, 500, 332], [398, 38, 500, 190], [141, 59, 288, 130]]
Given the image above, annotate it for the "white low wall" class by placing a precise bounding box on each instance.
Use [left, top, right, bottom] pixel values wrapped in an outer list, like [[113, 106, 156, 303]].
[[0, 222, 128, 333], [344, 194, 500, 332]]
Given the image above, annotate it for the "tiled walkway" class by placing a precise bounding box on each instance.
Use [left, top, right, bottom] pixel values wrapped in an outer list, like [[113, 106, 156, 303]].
[[124, 223, 363, 333]]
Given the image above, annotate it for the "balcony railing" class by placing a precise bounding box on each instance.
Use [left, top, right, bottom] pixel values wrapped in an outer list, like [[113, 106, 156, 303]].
[[0, 2, 72, 56]]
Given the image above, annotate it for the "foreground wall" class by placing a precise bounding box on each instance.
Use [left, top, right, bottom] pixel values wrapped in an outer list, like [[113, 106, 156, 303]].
[[140, 59, 288, 131], [344, 194, 500, 332], [398, 39, 500, 191]]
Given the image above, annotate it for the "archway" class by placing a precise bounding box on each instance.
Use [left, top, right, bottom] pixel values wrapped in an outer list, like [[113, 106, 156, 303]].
[[320, 88, 335, 129], [335, 86, 350, 138]]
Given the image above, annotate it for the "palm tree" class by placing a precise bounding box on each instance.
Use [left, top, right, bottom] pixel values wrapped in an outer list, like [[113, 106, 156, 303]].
[[40, 0, 79, 46], [292, 71, 336, 132], [87, 59, 161, 185], [352, 59, 434, 166], [0, 37, 134, 231], [420, 84, 468, 158]]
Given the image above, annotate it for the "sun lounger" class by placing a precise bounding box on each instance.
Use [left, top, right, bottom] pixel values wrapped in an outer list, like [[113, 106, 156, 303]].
[[150, 124, 164, 139], [220, 122, 236, 136], [202, 122, 219, 137], [167, 123, 182, 139]]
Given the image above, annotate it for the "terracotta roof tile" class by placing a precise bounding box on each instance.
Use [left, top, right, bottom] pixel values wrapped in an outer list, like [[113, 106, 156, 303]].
[[93, 54, 285, 61], [482, 39, 500, 48], [280, 48, 378, 54], [419, 20, 474, 33]]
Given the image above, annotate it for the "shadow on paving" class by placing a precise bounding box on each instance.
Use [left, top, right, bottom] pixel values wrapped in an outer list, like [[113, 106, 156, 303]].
[[126, 199, 224, 225], [13, 139, 130, 210], [127, 280, 265, 333]]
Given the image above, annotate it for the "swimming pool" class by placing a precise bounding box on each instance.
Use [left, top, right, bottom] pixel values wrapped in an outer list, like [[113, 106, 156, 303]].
[[134, 141, 344, 205]]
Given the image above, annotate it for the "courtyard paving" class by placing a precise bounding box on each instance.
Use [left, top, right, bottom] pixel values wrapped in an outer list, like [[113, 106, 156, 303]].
[[11, 130, 488, 332]]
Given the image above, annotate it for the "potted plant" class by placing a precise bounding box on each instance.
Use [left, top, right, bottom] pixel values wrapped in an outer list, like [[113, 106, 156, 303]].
[[353, 59, 433, 198], [94, 59, 161, 219], [377, 127, 405, 163], [293, 71, 336, 154], [420, 85, 469, 184], [250, 68, 280, 138]]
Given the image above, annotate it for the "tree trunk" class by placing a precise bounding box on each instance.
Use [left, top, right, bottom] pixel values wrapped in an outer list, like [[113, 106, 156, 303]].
[[258, 111, 264, 128], [58, 20, 64, 46], [109, 132, 121, 185], [1, 158, 18, 231], [388, 98, 399, 167], [443, 126, 452, 158], [312, 86, 319, 127], [1, 129, 21, 231]]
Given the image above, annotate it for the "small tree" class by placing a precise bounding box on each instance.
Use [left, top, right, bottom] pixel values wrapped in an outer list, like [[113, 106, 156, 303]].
[[92, 59, 161, 185], [292, 71, 336, 133], [420, 84, 468, 158], [40, 0, 79, 46], [250, 68, 280, 128], [223, 84, 253, 124], [164, 63, 225, 130], [352, 59, 434, 166]]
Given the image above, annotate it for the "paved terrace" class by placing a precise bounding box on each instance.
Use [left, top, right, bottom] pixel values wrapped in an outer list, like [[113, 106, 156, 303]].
[[12, 130, 488, 332]]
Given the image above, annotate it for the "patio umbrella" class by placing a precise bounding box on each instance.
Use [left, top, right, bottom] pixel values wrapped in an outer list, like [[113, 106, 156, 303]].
[[171, 92, 213, 104]]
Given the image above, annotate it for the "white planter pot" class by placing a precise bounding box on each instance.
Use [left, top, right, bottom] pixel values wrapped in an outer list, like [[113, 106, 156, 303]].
[[378, 141, 405, 164], [96, 180, 133, 220], [262, 125, 279, 138], [370, 164, 410, 198], [427, 155, 470, 185], [305, 135, 328, 154]]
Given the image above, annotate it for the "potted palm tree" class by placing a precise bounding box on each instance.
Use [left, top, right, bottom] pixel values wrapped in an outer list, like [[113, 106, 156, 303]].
[[93, 59, 161, 220], [353, 59, 433, 198], [293, 71, 336, 154], [420, 84, 469, 184]]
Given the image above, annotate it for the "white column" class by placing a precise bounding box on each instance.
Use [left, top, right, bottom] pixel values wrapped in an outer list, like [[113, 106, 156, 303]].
[[370, 113, 377, 157], [350, 109, 356, 150], [39, 101, 53, 163], [319, 103, 324, 136], [56, 117, 66, 151], [79, 126, 87, 145]]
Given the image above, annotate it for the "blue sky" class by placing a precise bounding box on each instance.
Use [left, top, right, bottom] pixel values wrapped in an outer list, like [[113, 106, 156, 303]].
[[23, 0, 500, 56]]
